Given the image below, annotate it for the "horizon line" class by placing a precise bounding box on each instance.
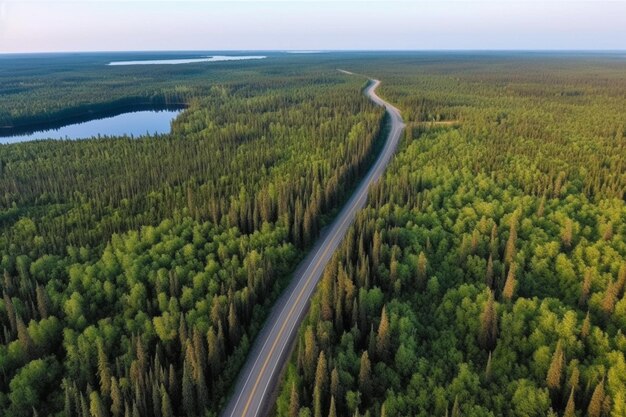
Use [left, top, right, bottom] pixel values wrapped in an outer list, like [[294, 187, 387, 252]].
[[2, 48, 626, 56]]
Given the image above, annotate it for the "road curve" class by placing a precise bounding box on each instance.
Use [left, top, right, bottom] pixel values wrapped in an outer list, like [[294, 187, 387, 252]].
[[220, 74, 404, 417]]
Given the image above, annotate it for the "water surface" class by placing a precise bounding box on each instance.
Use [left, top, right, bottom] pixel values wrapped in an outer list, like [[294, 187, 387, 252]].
[[108, 55, 266, 66], [1, 109, 181, 144]]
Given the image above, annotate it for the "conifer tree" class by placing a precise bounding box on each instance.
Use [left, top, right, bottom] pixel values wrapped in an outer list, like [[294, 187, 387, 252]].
[[502, 263, 517, 302], [359, 351, 372, 399], [504, 214, 518, 266], [89, 391, 108, 417], [289, 383, 299, 417], [161, 385, 173, 417], [313, 385, 322, 417], [581, 312, 591, 339], [182, 358, 196, 417], [328, 395, 336, 417], [451, 395, 460, 417], [485, 351, 493, 382], [97, 342, 112, 396], [563, 386, 575, 417], [110, 377, 123, 417], [479, 292, 497, 350], [376, 306, 390, 361], [315, 351, 328, 398], [546, 341, 564, 390], [35, 284, 49, 319], [588, 380, 605, 417], [561, 218, 573, 249]]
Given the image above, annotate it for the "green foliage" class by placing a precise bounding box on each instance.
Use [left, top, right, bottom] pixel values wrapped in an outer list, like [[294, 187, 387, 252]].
[[275, 54, 626, 417], [0, 54, 386, 417]]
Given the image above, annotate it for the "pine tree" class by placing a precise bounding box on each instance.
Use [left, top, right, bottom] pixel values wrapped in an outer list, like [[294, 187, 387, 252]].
[[567, 364, 580, 392], [313, 384, 322, 417], [451, 395, 460, 417], [207, 327, 220, 377], [192, 328, 207, 379], [376, 306, 390, 361], [80, 393, 90, 417], [328, 395, 336, 417], [228, 302, 240, 347], [3, 292, 17, 339], [330, 367, 339, 402], [561, 218, 573, 249], [563, 386, 575, 417], [304, 326, 318, 381], [537, 195, 546, 218], [35, 284, 49, 319], [588, 380, 605, 417], [504, 214, 518, 266], [97, 342, 112, 396], [546, 341, 564, 390], [16, 314, 35, 357], [161, 385, 173, 417], [479, 291, 497, 350], [110, 377, 123, 417], [359, 351, 372, 399], [581, 312, 591, 339], [182, 358, 196, 416], [289, 383, 299, 417], [372, 230, 382, 275], [168, 364, 178, 406], [152, 382, 162, 417], [485, 351, 493, 382], [315, 351, 328, 395], [89, 391, 108, 417], [617, 263, 626, 297], [600, 281, 618, 316], [502, 263, 517, 301]]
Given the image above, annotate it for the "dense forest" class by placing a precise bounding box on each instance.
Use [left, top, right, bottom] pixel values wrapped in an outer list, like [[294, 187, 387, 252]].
[[275, 55, 626, 417], [0, 55, 386, 416]]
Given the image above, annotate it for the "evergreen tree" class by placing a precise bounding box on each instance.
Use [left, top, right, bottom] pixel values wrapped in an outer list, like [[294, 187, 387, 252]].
[[289, 383, 300, 417], [502, 263, 517, 301], [479, 291, 497, 350], [359, 351, 372, 399], [546, 341, 564, 390], [110, 377, 123, 417], [563, 386, 575, 417], [328, 395, 337, 417], [587, 380, 605, 417], [376, 306, 390, 360]]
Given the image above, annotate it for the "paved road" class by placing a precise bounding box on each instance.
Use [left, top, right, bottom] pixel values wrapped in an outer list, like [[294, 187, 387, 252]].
[[220, 74, 404, 417]]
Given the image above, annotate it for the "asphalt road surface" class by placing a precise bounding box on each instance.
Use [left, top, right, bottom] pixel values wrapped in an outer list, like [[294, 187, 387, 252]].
[[221, 74, 405, 417]]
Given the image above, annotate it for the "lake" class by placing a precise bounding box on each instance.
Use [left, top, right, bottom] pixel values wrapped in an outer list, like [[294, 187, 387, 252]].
[[108, 55, 267, 66], [0, 109, 182, 144]]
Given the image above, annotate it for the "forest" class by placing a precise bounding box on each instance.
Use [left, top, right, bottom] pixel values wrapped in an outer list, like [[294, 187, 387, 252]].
[[274, 54, 626, 417], [0, 54, 386, 416], [1, 52, 625, 417]]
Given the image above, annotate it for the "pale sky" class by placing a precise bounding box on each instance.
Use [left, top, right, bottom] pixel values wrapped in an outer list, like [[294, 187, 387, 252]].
[[1, 0, 625, 53]]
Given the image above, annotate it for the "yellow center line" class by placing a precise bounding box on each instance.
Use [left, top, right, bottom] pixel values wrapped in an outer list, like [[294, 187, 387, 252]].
[[240, 212, 347, 416], [239, 80, 391, 417]]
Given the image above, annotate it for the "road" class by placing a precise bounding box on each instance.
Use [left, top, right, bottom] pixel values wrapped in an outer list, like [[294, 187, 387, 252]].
[[220, 74, 405, 417]]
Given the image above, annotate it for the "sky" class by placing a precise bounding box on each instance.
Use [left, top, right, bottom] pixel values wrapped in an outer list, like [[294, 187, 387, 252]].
[[1, 0, 625, 53]]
